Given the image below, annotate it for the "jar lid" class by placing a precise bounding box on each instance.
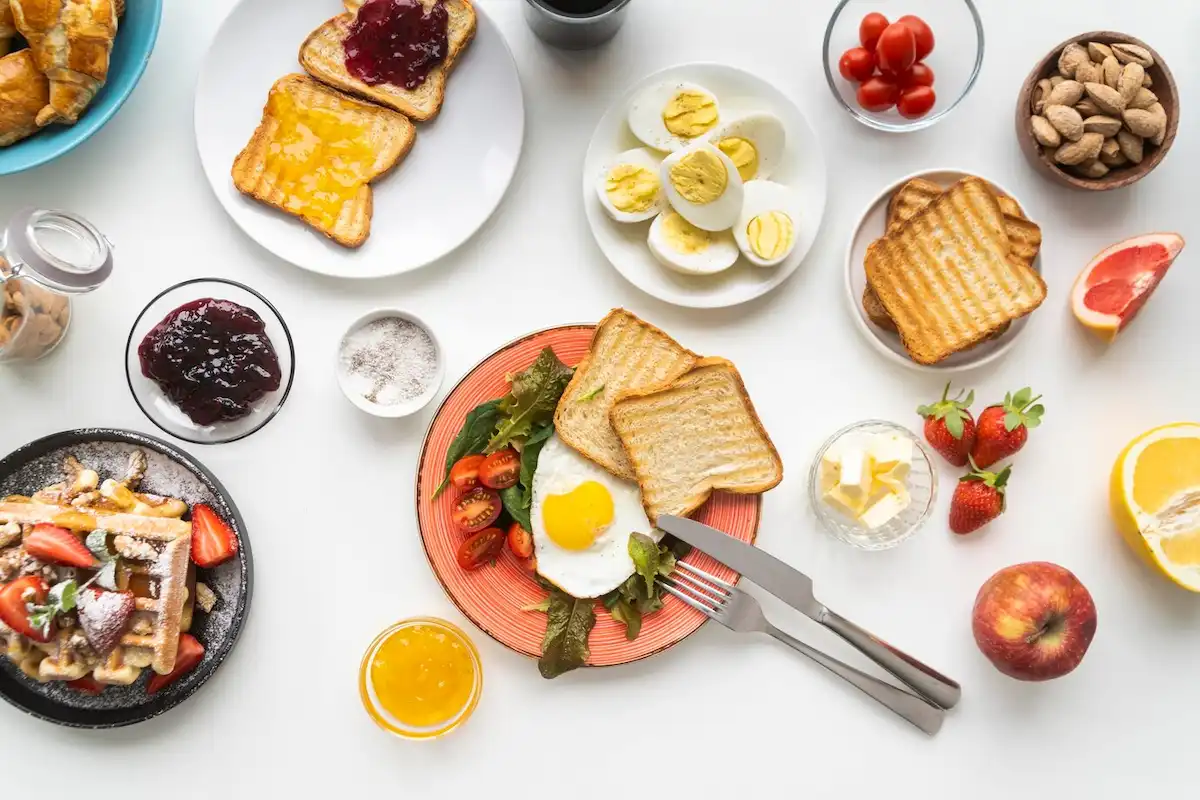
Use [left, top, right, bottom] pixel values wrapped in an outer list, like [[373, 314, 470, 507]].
[[4, 208, 113, 294]]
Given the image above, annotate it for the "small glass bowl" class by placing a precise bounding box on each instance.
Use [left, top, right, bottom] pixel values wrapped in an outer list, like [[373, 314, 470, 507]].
[[808, 420, 937, 550], [359, 617, 483, 740], [336, 308, 445, 419], [125, 278, 295, 445], [822, 0, 984, 133]]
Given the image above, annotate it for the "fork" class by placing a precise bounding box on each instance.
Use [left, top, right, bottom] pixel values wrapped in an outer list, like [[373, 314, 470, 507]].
[[659, 561, 945, 735]]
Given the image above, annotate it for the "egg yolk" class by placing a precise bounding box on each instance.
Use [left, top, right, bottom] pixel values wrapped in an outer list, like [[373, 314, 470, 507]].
[[747, 211, 795, 260], [370, 624, 476, 729], [717, 136, 758, 181], [605, 164, 660, 213], [543, 481, 615, 550], [662, 90, 718, 138], [668, 149, 727, 205], [662, 212, 711, 254]]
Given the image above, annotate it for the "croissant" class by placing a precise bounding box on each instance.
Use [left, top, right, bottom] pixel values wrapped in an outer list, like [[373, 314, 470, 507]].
[[10, 0, 118, 126], [0, 49, 50, 146], [0, 3, 15, 56]]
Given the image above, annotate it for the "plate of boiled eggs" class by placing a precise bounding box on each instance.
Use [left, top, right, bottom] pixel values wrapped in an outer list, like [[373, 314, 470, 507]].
[[583, 63, 827, 308]]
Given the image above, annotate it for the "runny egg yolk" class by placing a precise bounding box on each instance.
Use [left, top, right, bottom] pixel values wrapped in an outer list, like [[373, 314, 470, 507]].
[[543, 481, 615, 550], [747, 211, 795, 260], [668, 149, 727, 205], [370, 624, 476, 729], [605, 164, 660, 213], [717, 136, 759, 181], [662, 212, 711, 254], [662, 90, 718, 138]]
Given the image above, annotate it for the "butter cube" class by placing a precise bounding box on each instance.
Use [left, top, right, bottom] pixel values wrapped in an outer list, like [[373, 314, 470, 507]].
[[838, 447, 874, 506], [859, 490, 910, 530], [824, 484, 865, 518], [869, 434, 913, 482]]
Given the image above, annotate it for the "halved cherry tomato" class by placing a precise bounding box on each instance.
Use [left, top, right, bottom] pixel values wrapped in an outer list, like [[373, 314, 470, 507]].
[[479, 448, 519, 490], [857, 76, 900, 112], [858, 12, 889, 50], [507, 522, 533, 559], [897, 15, 935, 61], [897, 85, 937, 119], [838, 47, 876, 83], [899, 62, 935, 88], [519, 555, 538, 575], [456, 527, 505, 570], [451, 487, 502, 533], [875, 22, 917, 76], [449, 454, 485, 492]]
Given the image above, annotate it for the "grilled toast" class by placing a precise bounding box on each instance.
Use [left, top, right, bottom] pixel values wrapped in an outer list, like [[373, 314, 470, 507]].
[[610, 358, 782, 522], [300, 0, 476, 123], [554, 309, 698, 481], [231, 74, 415, 248], [865, 177, 1047, 365]]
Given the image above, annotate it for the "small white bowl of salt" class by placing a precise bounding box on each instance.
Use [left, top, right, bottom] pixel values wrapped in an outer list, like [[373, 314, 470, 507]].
[[337, 309, 444, 418]]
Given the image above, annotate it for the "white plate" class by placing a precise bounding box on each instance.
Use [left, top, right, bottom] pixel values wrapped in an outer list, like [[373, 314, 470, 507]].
[[194, 0, 524, 279], [845, 169, 1042, 373], [583, 63, 827, 309]]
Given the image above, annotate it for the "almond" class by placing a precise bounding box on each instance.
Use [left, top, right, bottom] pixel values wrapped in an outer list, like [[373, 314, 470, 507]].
[[1044, 104, 1084, 142], [1073, 158, 1110, 179], [1102, 56, 1122, 89], [1084, 82, 1126, 115], [1122, 108, 1161, 139], [1099, 137, 1127, 166], [1142, 72, 1153, 88], [1058, 43, 1089, 77], [1031, 115, 1061, 147], [1117, 130, 1144, 164], [1045, 80, 1083, 107], [1128, 86, 1158, 111], [1050, 75, 1065, 87], [1117, 63, 1145, 103], [1074, 98, 1100, 117], [1112, 43, 1154, 68], [1031, 78, 1054, 114], [1075, 61, 1102, 85], [1083, 115, 1122, 137], [1148, 102, 1168, 146], [1088, 42, 1114, 62], [1054, 132, 1103, 166]]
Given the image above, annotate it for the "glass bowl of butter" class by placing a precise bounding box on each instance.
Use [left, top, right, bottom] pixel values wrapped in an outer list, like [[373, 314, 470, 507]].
[[809, 420, 937, 550]]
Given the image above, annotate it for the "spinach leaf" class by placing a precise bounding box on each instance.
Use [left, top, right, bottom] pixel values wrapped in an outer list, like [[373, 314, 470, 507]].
[[488, 349, 573, 453], [500, 486, 530, 532], [518, 424, 554, 508], [433, 399, 502, 497], [662, 534, 693, 561], [607, 597, 642, 641], [539, 591, 596, 679], [521, 597, 552, 612]]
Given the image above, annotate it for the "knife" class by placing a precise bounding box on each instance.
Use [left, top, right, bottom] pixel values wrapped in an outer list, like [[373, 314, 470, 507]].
[[658, 515, 962, 710]]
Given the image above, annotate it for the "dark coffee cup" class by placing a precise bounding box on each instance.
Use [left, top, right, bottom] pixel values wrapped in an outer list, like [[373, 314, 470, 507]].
[[522, 0, 633, 50]]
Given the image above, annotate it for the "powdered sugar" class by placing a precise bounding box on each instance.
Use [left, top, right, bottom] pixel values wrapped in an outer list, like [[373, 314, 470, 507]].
[[339, 317, 439, 407]]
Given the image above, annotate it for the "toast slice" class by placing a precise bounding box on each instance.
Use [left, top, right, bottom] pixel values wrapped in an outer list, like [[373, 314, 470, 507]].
[[554, 309, 698, 480], [299, 0, 476, 123], [865, 177, 1048, 365], [610, 358, 782, 522], [231, 74, 415, 248]]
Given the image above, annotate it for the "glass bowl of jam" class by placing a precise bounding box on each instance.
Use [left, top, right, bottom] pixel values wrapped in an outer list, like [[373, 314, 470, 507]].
[[125, 278, 295, 445], [359, 617, 483, 740]]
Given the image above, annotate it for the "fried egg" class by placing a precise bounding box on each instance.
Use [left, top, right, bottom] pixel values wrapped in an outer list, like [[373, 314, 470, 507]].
[[660, 142, 745, 232], [647, 211, 739, 276], [705, 112, 786, 182], [595, 148, 667, 223], [531, 434, 659, 598], [733, 180, 800, 267], [627, 81, 721, 152]]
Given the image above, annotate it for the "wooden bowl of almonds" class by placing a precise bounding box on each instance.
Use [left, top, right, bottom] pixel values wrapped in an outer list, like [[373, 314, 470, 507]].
[[1016, 32, 1178, 191]]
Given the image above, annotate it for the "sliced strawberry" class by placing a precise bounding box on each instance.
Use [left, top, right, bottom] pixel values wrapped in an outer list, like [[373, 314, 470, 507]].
[[147, 633, 205, 695], [190, 504, 238, 568], [67, 676, 107, 696], [24, 524, 97, 568], [0, 576, 51, 642], [76, 587, 136, 655]]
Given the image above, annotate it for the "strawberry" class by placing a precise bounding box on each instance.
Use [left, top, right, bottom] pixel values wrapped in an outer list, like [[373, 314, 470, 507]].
[[949, 461, 1011, 534], [147, 633, 205, 695], [0, 576, 51, 642], [190, 504, 238, 568], [971, 387, 1044, 468], [67, 676, 107, 696], [917, 382, 977, 466], [76, 587, 136, 655], [24, 524, 97, 569]]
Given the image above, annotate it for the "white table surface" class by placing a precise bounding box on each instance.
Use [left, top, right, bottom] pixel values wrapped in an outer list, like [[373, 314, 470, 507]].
[[1, 0, 1196, 796]]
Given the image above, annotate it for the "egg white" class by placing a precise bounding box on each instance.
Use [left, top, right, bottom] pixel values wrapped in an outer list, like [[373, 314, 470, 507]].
[[595, 148, 667, 224], [627, 81, 721, 153], [661, 142, 745, 232], [733, 180, 801, 267], [647, 211, 740, 276], [705, 112, 787, 182]]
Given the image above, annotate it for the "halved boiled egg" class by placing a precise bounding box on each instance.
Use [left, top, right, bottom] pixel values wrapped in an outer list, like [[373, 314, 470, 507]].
[[733, 181, 800, 267], [627, 81, 721, 152], [660, 142, 744, 232], [595, 148, 666, 223], [648, 211, 739, 276], [705, 112, 786, 182]]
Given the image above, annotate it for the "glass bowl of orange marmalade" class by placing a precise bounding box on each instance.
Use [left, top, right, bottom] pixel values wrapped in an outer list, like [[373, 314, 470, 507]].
[[358, 617, 483, 740]]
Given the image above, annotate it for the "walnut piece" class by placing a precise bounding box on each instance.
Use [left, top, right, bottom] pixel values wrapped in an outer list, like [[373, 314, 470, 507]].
[[195, 582, 217, 613], [0, 522, 20, 548], [112, 535, 159, 562]]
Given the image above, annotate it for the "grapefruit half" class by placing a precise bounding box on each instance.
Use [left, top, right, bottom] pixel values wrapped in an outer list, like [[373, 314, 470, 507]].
[[1071, 232, 1185, 342]]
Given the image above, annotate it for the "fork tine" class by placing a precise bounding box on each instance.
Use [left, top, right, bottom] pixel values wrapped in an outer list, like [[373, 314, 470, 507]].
[[676, 560, 736, 591], [658, 578, 718, 618], [670, 568, 730, 604]]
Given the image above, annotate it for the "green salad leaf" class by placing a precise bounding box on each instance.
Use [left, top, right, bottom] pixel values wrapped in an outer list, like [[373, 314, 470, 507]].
[[539, 591, 596, 679], [433, 399, 503, 497], [488, 349, 573, 453], [601, 537, 678, 640], [606, 595, 642, 641], [500, 486, 529, 532]]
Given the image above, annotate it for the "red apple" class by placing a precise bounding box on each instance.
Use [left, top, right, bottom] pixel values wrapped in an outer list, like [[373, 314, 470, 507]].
[[971, 562, 1097, 681]]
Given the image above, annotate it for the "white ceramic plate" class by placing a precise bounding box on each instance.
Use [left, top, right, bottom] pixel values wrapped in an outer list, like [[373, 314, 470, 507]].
[[583, 63, 827, 308], [845, 169, 1042, 373], [194, 0, 524, 279]]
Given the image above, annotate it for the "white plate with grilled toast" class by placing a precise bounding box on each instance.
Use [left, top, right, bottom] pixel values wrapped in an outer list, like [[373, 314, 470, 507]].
[[845, 169, 1047, 373], [583, 63, 827, 309], [194, 0, 523, 279]]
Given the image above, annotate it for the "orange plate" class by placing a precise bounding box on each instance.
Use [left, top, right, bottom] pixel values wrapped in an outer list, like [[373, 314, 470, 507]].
[[415, 325, 761, 667]]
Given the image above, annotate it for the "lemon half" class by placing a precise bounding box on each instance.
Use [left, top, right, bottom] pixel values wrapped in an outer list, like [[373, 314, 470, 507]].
[[1111, 423, 1200, 592]]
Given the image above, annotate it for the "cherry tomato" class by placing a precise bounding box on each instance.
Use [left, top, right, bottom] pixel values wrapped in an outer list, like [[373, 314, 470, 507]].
[[507, 522, 533, 559], [479, 448, 519, 489], [897, 85, 937, 119], [451, 486, 502, 533], [838, 47, 876, 83], [519, 555, 538, 575], [899, 62, 935, 88], [875, 22, 917, 76], [897, 15, 935, 61], [858, 12, 889, 50], [449, 454, 485, 492], [456, 527, 505, 570], [857, 76, 900, 112]]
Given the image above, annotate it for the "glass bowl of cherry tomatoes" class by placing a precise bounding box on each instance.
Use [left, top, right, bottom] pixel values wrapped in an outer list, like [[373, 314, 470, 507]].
[[822, 0, 983, 132]]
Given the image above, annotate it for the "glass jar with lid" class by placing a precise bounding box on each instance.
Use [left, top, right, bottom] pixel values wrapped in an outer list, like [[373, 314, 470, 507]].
[[0, 208, 113, 363]]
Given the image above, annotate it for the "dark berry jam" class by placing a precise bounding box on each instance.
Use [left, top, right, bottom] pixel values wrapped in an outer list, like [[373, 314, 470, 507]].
[[343, 0, 449, 90], [138, 299, 282, 427]]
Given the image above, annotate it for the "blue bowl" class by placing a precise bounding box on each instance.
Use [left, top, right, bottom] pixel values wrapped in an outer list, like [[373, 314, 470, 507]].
[[0, 0, 163, 176]]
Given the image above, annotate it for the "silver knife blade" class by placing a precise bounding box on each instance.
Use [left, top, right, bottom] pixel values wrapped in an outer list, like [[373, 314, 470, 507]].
[[658, 515, 823, 619]]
